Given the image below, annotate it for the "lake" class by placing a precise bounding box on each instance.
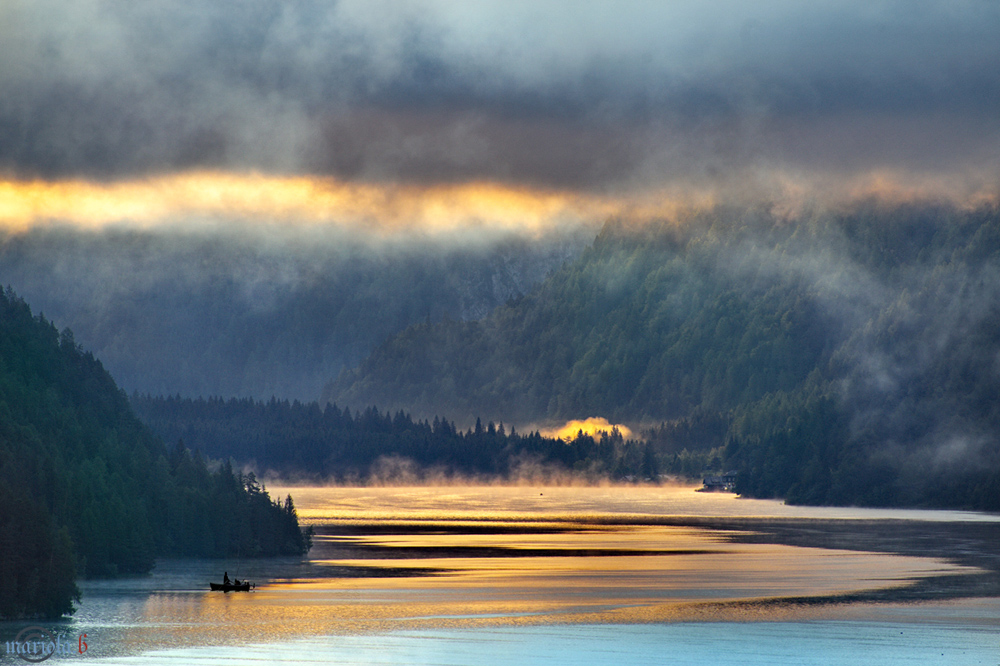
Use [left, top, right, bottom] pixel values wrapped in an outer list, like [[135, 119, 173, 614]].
[[4, 485, 998, 664]]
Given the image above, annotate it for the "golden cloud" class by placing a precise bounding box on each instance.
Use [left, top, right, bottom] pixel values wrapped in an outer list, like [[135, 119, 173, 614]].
[[0, 171, 684, 237], [0, 169, 993, 238], [541, 417, 633, 441]]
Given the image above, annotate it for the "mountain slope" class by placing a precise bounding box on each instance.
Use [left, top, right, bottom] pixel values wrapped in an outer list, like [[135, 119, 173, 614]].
[[327, 212, 840, 424], [326, 205, 1000, 508], [0, 228, 587, 400], [0, 288, 309, 619]]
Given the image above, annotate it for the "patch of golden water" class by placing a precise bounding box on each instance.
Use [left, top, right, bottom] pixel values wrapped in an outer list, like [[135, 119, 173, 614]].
[[113, 485, 981, 654], [270, 484, 1000, 524]]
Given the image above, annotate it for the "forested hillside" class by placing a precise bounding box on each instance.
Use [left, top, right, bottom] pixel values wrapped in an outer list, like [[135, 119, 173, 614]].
[[0, 228, 586, 400], [0, 289, 310, 620], [327, 205, 1000, 509], [131, 395, 670, 482], [326, 210, 846, 424]]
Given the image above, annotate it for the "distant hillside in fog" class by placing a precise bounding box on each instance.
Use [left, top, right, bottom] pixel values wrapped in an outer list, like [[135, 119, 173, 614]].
[[327, 204, 1000, 510], [0, 227, 588, 401]]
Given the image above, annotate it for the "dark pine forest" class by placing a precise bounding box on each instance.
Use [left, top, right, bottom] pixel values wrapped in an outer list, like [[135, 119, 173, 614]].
[[131, 395, 671, 483], [0, 289, 310, 620]]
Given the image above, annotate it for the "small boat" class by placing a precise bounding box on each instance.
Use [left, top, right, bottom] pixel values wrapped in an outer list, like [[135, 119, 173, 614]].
[[209, 581, 253, 592]]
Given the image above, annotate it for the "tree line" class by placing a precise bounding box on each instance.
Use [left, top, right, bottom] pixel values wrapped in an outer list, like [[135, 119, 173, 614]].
[[0, 288, 310, 620], [131, 395, 686, 483]]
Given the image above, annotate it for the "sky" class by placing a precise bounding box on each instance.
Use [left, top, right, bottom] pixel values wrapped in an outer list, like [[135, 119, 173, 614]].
[[1, 0, 998, 237]]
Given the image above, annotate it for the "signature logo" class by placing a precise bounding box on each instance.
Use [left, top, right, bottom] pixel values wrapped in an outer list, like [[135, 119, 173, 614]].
[[5, 626, 87, 662]]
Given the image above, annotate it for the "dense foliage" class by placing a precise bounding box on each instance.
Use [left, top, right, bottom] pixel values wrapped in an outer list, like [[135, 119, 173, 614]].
[[0, 289, 310, 619], [132, 395, 664, 482], [327, 215, 837, 424], [327, 205, 1000, 510]]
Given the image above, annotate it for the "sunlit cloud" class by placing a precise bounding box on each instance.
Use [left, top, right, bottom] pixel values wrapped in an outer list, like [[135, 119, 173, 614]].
[[0, 171, 710, 239], [1, 1, 997, 206], [0, 173, 588, 236], [541, 417, 633, 441], [1, 168, 995, 241]]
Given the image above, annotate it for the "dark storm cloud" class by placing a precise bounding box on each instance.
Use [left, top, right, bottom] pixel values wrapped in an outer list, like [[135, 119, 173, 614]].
[[1, 0, 998, 189]]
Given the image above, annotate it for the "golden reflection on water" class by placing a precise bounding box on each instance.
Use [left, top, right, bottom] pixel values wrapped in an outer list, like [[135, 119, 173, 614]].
[[269, 484, 1000, 524], [310, 526, 954, 605], [110, 485, 980, 655]]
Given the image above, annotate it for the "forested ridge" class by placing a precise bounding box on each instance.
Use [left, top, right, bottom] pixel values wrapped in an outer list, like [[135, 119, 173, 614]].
[[0, 229, 585, 400], [326, 213, 840, 424], [0, 289, 310, 620], [131, 395, 675, 482], [326, 204, 1000, 510]]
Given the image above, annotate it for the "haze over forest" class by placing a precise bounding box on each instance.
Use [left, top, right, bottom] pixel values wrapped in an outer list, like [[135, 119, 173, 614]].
[[0, 226, 589, 400], [1, 1, 999, 510]]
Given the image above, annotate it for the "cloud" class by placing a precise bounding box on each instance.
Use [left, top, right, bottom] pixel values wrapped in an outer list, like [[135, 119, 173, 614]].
[[541, 417, 633, 441], [0, 172, 656, 239], [3, 169, 994, 241], [0, 1, 997, 207]]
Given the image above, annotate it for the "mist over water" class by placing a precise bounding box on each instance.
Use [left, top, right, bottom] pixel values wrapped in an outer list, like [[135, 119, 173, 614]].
[[267, 483, 1000, 524]]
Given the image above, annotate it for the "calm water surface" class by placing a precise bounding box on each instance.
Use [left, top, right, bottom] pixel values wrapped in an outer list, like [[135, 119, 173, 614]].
[[4, 485, 998, 664]]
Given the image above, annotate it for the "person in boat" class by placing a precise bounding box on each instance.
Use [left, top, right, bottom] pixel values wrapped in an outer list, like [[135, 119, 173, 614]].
[[223, 572, 231, 585]]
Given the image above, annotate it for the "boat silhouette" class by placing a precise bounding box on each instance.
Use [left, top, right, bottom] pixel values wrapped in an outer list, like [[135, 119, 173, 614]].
[[209, 581, 253, 592]]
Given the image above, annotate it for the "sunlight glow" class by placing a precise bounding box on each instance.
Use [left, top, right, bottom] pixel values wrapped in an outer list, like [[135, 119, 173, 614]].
[[0, 172, 684, 238], [0, 169, 993, 239], [541, 417, 633, 441]]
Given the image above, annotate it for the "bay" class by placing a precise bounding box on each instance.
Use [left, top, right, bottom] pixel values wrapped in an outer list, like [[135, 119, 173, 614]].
[[5, 485, 998, 664]]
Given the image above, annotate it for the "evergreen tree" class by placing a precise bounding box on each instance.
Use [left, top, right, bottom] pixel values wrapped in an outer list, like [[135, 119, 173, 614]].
[[0, 288, 311, 619]]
